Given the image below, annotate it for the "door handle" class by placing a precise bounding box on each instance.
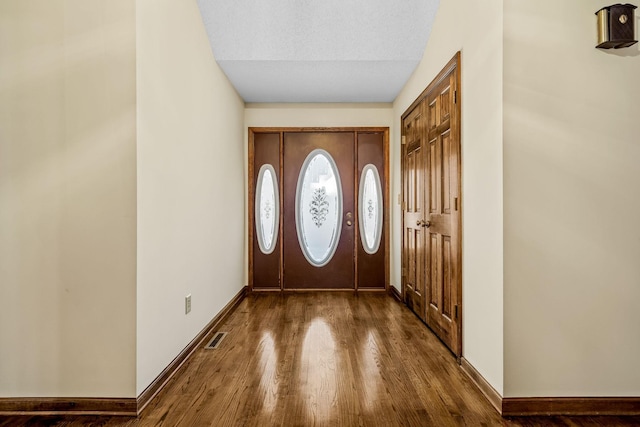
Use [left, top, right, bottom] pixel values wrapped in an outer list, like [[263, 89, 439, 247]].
[[416, 220, 431, 228]]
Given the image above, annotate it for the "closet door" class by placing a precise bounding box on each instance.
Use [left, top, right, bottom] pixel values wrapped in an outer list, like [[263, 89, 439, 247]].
[[423, 69, 461, 356], [402, 105, 427, 321], [401, 53, 462, 356]]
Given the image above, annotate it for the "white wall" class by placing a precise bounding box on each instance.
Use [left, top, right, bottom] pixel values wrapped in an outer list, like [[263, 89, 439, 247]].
[[244, 103, 395, 287], [503, 0, 640, 397], [245, 104, 393, 129], [393, 0, 505, 395], [0, 0, 137, 397], [136, 0, 246, 395]]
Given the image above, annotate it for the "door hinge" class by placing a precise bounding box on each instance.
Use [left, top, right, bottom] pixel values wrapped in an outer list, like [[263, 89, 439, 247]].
[[401, 135, 406, 145], [454, 304, 459, 320], [454, 197, 459, 211], [454, 90, 457, 104]]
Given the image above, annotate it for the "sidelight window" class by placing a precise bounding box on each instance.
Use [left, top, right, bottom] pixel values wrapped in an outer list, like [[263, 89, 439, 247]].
[[255, 164, 279, 254], [359, 164, 383, 254]]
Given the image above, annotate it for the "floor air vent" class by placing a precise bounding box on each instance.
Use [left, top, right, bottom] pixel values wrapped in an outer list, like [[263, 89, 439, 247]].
[[205, 332, 227, 349]]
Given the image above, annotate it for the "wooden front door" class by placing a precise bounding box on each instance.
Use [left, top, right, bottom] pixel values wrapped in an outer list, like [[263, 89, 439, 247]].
[[401, 53, 462, 356], [250, 128, 388, 291], [283, 132, 355, 289]]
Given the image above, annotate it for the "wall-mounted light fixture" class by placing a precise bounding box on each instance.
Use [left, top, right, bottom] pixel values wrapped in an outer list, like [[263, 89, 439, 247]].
[[596, 3, 637, 48]]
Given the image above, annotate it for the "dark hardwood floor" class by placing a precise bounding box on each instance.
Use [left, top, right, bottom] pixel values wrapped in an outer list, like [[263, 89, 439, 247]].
[[2, 292, 639, 426]]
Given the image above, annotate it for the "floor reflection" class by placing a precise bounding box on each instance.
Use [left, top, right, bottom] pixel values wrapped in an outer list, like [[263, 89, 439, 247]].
[[300, 318, 338, 423], [360, 330, 381, 412], [257, 331, 278, 415]]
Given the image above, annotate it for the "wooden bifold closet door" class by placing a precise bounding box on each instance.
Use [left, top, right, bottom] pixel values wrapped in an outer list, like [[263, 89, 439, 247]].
[[401, 53, 462, 356]]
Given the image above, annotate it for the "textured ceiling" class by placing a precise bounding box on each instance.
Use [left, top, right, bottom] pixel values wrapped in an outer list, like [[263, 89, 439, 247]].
[[197, 0, 440, 103]]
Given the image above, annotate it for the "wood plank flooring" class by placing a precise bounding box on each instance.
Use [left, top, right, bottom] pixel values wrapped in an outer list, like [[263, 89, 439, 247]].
[[2, 292, 639, 426]]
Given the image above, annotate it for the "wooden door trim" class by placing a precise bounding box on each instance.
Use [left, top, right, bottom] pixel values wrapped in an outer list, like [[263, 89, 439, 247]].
[[251, 127, 389, 133], [278, 132, 285, 290], [248, 127, 390, 292], [384, 128, 390, 292], [402, 52, 461, 122], [400, 51, 462, 356], [354, 132, 359, 291], [248, 130, 255, 290]]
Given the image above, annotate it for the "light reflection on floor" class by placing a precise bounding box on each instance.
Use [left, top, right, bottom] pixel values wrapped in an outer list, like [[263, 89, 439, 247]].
[[360, 329, 381, 412], [300, 318, 338, 424], [257, 330, 278, 415]]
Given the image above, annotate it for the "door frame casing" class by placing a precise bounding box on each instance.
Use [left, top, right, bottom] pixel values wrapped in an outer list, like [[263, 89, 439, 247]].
[[400, 52, 463, 356], [248, 127, 390, 292]]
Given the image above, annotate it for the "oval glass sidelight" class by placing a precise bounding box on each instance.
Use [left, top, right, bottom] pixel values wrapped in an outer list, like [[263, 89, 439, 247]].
[[359, 164, 383, 254], [295, 149, 343, 267], [255, 164, 279, 254]]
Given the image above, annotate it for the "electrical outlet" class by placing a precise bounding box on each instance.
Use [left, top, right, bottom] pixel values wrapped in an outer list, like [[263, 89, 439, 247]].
[[185, 294, 192, 314]]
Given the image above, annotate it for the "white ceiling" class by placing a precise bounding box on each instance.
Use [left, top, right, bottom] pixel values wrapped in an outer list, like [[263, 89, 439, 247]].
[[197, 0, 440, 103]]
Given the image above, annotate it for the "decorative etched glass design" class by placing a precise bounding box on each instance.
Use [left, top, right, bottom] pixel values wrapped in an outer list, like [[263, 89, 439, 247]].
[[295, 149, 343, 267], [255, 164, 279, 254], [359, 164, 383, 254], [310, 187, 330, 227]]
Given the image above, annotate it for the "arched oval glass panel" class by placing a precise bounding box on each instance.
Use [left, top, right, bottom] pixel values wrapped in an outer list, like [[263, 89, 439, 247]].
[[255, 164, 279, 255], [359, 164, 383, 254], [295, 149, 343, 267]]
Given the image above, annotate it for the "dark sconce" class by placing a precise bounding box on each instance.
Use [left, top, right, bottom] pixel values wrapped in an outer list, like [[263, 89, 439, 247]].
[[596, 3, 638, 48]]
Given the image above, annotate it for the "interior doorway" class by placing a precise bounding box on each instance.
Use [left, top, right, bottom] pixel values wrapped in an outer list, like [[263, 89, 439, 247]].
[[249, 128, 389, 291]]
